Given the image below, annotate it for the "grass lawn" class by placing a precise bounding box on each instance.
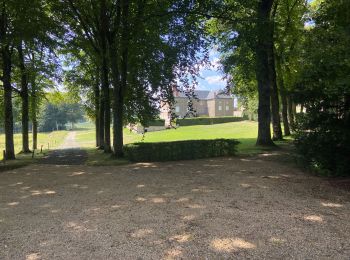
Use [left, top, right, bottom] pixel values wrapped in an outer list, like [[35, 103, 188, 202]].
[[0, 130, 69, 161], [75, 120, 292, 157]]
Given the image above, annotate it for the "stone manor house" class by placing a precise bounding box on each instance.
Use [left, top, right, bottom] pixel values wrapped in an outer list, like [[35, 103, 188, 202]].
[[160, 89, 235, 121]]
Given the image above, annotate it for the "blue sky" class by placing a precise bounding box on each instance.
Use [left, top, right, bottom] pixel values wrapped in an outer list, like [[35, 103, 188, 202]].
[[196, 48, 227, 91]]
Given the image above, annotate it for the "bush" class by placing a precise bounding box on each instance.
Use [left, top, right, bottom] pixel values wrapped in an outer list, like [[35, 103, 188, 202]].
[[144, 119, 165, 127], [124, 139, 240, 162], [294, 111, 350, 177], [176, 117, 244, 126]]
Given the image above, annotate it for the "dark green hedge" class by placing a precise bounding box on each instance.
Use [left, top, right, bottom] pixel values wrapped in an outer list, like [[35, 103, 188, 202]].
[[124, 139, 240, 162], [144, 119, 165, 127], [176, 117, 244, 126]]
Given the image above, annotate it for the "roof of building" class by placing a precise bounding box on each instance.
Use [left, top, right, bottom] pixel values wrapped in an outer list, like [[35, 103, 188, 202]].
[[176, 90, 232, 100]]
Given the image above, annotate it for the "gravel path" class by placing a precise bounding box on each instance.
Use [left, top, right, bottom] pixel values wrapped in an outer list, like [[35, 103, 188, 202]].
[[39, 131, 87, 165], [0, 156, 349, 259]]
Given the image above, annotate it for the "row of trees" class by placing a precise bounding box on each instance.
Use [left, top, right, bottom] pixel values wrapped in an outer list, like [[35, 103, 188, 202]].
[[0, 0, 61, 158], [208, 0, 307, 143], [0, 0, 208, 159], [1, 0, 348, 170]]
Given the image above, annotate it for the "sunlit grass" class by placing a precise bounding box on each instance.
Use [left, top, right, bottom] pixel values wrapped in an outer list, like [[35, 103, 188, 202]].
[[75, 121, 293, 156], [0, 130, 69, 160]]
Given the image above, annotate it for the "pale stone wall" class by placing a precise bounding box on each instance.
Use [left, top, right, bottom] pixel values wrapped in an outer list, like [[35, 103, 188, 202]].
[[207, 99, 216, 117], [161, 95, 236, 119], [213, 99, 235, 117], [193, 99, 208, 116]]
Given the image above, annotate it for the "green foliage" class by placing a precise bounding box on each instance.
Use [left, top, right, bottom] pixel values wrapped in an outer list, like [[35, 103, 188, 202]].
[[294, 0, 350, 176], [294, 111, 350, 177], [144, 119, 165, 127], [39, 94, 85, 132], [124, 139, 240, 162], [176, 117, 244, 126]]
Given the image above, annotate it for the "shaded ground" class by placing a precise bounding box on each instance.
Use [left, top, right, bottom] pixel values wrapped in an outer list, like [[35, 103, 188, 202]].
[[39, 131, 87, 165], [1, 155, 349, 259]]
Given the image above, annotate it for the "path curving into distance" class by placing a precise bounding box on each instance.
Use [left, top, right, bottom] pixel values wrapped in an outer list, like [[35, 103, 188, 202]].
[[39, 131, 88, 165]]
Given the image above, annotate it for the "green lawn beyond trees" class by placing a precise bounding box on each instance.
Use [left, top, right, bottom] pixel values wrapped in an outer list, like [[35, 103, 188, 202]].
[[75, 121, 287, 155]]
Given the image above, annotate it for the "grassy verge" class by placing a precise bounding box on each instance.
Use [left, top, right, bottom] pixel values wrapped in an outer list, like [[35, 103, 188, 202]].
[[0, 130, 69, 171], [84, 148, 130, 166]]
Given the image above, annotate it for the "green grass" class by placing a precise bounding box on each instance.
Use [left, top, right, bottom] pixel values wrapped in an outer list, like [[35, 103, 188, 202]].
[[84, 148, 130, 166], [75, 121, 292, 156], [0, 130, 69, 161], [132, 121, 260, 155]]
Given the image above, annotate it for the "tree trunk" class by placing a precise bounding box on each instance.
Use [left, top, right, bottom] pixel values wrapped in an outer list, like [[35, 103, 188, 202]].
[[94, 73, 100, 148], [100, 0, 111, 153], [268, 1, 282, 141], [18, 42, 31, 153], [269, 55, 283, 140], [31, 80, 38, 150], [2, 45, 15, 159], [98, 82, 105, 150], [275, 55, 290, 136], [280, 89, 290, 136], [108, 2, 123, 157], [255, 0, 274, 146], [287, 95, 295, 131]]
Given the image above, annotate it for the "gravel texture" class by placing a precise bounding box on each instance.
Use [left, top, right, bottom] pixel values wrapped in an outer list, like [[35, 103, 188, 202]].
[[0, 156, 349, 259], [38, 131, 87, 165]]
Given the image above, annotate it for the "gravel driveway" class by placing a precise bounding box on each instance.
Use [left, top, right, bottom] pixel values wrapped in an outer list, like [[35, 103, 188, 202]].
[[0, 156, 349, 259]]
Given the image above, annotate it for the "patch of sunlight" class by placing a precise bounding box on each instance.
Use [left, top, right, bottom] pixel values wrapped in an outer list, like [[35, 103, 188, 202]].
[[210, 238, 256, 253], [26, 253, 40, 260], [69, 171, 85, 176], [152, 197, 166, 203], [135, 162, 157, 168], [321, 202, 343, 208], [187, 204, 205, 209], [131, 228, 154, 238], [182, 215, 196, 221], [170, 234, 192, 243], [304, 215, 323, 223], [66, 221, 95, 232], [7, 202, 19, 206], [9, 182, 23, 187], [30, 190, 56, 196]]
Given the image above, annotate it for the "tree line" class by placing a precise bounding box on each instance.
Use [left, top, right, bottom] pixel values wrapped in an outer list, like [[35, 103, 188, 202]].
[[1, 0, 349, 173]]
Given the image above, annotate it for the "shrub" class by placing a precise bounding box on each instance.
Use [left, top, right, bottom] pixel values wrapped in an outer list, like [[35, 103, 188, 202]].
[[294, 111, 350, 177], [176, 116, 244, 126], [144, 119, 165, 127], [124, 139, 240, 162]]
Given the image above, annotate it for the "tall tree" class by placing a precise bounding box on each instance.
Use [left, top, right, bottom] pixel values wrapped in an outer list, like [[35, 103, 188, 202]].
[[17, 42, 30, 152], [0, 1, 18, 159]]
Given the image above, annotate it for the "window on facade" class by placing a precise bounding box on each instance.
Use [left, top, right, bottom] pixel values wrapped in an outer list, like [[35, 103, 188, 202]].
[[218, 105, 222, 111], [175, 106, 180, 112], [226, 105, 229, 111]]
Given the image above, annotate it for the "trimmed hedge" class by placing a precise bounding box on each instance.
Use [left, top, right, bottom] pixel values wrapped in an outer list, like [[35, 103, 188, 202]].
[[124, 139, 240, 162], [144, 119, 165, 127], [176, 116, 244, 126]]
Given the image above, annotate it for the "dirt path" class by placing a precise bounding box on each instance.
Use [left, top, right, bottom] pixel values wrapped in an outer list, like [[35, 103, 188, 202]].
[[1, 156, 349, 259], [39, 131, 87, 165]]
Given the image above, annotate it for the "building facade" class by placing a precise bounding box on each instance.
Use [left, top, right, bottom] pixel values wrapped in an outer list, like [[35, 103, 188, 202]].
[[160, 90, 235, 122]]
